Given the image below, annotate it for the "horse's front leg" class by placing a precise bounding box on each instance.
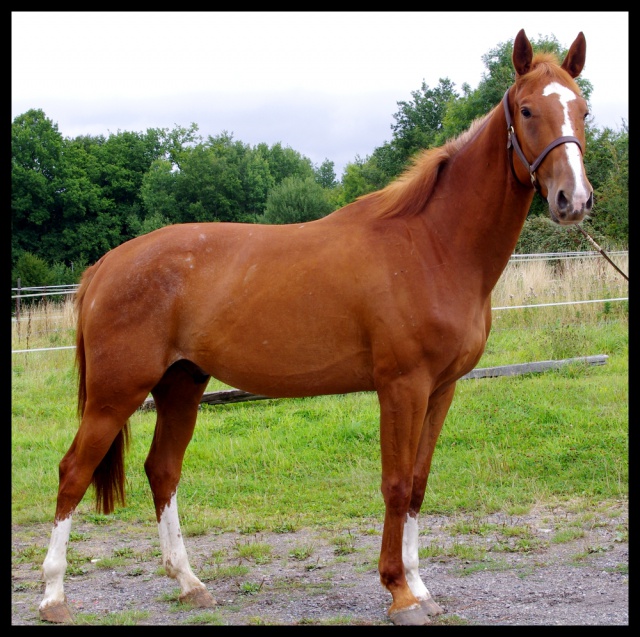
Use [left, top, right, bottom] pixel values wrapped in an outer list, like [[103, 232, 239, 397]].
[[403, 382, 457, 617], [377, 376, 431, 626]]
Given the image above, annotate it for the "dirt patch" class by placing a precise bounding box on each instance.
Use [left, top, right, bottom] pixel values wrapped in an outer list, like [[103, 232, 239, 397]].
[[12, 502, 628, 626]]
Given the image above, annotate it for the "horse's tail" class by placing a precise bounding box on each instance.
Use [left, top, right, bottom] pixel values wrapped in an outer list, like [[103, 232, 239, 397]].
[[74, 259, 130, 515]]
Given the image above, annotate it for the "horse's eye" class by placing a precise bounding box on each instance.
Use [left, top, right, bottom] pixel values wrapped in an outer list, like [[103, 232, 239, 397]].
[[520, 108, 532, 119], [584, 111, 590, 121]]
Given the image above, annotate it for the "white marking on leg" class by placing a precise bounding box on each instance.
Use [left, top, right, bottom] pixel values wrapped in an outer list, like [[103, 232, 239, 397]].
[[158, 491, 206, 596], [39, 516, 72, 611], [402, 513, 434, 602], [543, 81, 591, 205]]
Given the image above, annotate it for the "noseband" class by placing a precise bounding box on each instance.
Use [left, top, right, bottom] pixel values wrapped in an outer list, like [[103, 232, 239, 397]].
[[502, 89, 582, 193]]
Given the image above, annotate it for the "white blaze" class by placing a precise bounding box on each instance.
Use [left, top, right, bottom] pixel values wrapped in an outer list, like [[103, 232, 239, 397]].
[[542, 81, 590, 202]]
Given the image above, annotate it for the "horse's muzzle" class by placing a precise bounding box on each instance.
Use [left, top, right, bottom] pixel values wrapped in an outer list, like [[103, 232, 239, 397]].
[[548, 187, 594, 225]]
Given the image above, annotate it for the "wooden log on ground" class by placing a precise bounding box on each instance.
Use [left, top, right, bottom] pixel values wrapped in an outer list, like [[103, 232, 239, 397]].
[[459, 354, 608, 380]]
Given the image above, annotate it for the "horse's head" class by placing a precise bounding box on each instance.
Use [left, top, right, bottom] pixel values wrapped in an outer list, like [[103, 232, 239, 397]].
[[505, 29, 593, 225]]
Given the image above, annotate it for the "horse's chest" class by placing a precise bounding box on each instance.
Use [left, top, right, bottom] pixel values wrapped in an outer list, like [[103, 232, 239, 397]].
[[429, 306, 490, 381]]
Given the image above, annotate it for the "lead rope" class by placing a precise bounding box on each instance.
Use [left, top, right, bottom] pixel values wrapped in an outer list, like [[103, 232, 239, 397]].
[[574, 225, 629, 281]]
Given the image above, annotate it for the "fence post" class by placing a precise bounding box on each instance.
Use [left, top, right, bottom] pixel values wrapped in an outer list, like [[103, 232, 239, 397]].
[[16, 277, 21, 323]]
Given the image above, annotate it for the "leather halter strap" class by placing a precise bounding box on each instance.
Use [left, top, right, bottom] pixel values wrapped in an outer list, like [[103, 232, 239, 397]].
[[502, 89, 583, 193]]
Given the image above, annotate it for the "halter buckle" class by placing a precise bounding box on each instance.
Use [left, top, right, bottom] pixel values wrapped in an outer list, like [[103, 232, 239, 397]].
[[506, 127, 515, 150]]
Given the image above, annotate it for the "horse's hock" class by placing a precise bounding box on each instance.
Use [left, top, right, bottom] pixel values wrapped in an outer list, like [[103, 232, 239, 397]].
[[38, 30, 593, 625]]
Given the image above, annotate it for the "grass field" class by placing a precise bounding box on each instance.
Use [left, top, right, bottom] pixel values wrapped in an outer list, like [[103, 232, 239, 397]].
[[12, 254, 628, 532]]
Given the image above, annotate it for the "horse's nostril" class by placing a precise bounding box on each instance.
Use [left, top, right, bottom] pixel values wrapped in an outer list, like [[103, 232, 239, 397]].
[[586, 191, 594, 211], [556, 190, 569, 212]]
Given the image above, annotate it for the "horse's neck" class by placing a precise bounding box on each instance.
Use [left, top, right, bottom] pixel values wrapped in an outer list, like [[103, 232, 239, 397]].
[[421, 107, 535, 295]]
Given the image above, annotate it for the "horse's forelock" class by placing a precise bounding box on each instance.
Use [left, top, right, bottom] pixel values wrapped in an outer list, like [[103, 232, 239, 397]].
[[520, 52, 581, 94]]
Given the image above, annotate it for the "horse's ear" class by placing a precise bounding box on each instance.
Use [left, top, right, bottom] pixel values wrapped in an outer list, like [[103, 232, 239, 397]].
[[512, 29, 533, 76], [561, 32, 586, 78]]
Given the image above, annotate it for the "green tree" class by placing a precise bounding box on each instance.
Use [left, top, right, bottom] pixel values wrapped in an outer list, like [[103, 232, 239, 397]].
[[12, 111, 169, 267], [139, 158, 181, 227], [141, 135, 318, 225], [515, 216, 608, 254], [262, 176, 334, 224], [584, 123, 628, 247], [172, 134, 246, 223], [255, 142, 314, 184], [388, 78, 458, 172], [240, 151, 276, 220], [334, 156, 381, 207], [11, 251, 55, 288], [160, 123, 201, 170], [315, 159, 338, 189], [38, 135, 112, 265], [11, 109, 63, 264]]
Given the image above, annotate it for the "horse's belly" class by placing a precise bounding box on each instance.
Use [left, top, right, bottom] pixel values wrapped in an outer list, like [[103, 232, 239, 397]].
[[183, 315, 374, 398], [197, 347, 374, 398]]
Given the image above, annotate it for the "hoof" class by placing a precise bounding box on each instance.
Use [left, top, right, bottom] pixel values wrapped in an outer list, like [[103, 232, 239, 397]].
[[179, 586, 216, 608], [420, 597, 445, 616], [389, 603, 431, 626], [39, 601, 74, 624]]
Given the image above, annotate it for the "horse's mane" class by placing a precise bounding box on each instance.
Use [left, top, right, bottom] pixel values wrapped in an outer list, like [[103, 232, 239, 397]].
[[360, 113, 492, 219], [362, 51, 578, 220]]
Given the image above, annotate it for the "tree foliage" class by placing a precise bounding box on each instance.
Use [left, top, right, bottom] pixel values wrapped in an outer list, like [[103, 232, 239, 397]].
[[514, 216, 608, 254], [584, 122, 628, 245], [262, 176, 334, 224]]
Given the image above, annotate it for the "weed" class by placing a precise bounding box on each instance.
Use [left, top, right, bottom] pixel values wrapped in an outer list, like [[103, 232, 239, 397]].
[[181, 611, 225, 625], [238, 581, 263, 595], [75, 610, 150, 625], [552, 528, 586, 544], [289, 544, 315, 560], [113, 547, 135, 558], [332, 531, 357, 556], [200, 564, 250, 582], [13, 545, 46, 563], [273, 521, 297, 533], [234, 539, 272, 564]]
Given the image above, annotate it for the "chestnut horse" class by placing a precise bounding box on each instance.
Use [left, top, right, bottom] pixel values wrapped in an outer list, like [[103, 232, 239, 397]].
[[39, 30, 592, 625]]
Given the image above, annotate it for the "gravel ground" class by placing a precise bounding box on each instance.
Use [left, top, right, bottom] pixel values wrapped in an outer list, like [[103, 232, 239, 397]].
[[12, 501, 628, 626]]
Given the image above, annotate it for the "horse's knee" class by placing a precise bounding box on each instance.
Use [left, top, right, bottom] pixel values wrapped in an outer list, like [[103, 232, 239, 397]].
[[381, 477, 412, 512]]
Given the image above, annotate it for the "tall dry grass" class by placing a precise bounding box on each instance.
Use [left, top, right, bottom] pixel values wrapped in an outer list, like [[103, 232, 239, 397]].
[[492, 253, 628, 326], [12, 296, 76, 352]]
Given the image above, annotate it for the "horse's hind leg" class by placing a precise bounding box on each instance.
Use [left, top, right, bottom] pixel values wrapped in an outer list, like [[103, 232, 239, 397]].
[[39, 393, 147, 623], [144, 360, 215, 609], [404, 383, 456, 618]]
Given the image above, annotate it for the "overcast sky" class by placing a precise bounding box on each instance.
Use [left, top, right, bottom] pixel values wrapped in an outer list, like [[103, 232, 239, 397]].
[[12, 11, 629, 177]]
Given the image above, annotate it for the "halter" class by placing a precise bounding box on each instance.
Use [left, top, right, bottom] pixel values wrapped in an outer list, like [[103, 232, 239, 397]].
[[502, 89, 582, 193]]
